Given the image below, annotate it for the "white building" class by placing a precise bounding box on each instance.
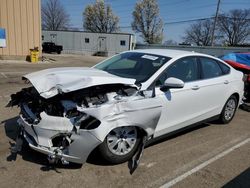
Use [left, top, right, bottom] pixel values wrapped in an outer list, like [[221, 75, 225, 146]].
[[42, 30, 136, 56]]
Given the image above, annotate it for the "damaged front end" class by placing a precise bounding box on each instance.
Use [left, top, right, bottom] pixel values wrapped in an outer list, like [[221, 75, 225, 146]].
[[7, 68, 162, 169], [9, 82, 140, 164]]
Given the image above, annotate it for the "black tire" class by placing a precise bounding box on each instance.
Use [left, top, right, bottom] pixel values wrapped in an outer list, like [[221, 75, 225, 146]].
[[98, 126, 141, 164], [57, 51, 61, 54], [239, 103, 250, 112], [219, 95, 238, 124]]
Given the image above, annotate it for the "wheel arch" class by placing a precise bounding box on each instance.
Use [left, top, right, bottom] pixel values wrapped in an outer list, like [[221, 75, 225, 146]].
[[90, 120, 156, 143], [220, 92, 240, 114], [231, 92, 240, 106]]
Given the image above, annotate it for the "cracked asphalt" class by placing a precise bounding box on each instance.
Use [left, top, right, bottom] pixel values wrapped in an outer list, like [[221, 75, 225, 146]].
[[0, 54, 249, 188]]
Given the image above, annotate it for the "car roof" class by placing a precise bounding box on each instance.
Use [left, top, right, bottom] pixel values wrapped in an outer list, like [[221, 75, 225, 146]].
[[131, 49, 204, 58]]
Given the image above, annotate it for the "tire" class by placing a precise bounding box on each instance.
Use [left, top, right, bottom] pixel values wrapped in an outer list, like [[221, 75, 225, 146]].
[[57, 51, 61, 54], [219, 95, 238, 124], [239, 103, 250, 112], [98, 126, 141, 164]]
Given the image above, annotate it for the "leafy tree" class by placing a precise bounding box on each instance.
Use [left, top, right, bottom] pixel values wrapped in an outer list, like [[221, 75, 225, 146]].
[[131, 0, 164, 44], [218, 9, 250, 46], [183, 19, 214, 46], [42, 0, 70, 30], [83, 0, 119, 33]]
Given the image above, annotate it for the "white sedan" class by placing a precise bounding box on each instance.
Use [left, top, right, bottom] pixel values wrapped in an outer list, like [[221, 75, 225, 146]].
[[9, 49, 244, 166]]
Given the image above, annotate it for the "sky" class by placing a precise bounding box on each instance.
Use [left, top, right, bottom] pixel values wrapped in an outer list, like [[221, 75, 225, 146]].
[[58, 0, 250, 43]]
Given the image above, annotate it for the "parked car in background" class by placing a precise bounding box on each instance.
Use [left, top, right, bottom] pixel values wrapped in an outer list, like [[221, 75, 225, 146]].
[[42, 42, 63, 54], [8, 49, 244, 166], [220, 52, 250, 102]]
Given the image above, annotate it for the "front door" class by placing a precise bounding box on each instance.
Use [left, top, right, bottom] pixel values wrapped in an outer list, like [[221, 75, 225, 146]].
[[154, 56, 204, 137]]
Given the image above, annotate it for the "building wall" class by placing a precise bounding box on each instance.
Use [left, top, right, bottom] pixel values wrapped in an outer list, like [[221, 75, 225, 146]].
[[42, 30, 135, 56], [136, 44, 250, 57], [0, 0, 41, 59]]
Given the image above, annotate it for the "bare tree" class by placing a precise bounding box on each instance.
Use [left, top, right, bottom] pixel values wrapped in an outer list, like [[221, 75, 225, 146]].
[[83, 0, 119, 33], [183, 19, 214, 46], [131, 0, 163, 44], [218, 9, 250, 46], [42, 0, 70, 30]]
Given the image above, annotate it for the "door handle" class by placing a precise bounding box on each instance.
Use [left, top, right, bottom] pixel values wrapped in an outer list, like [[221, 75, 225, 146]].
[[191, 85, 200, 90], [224, 80, 229, 84]]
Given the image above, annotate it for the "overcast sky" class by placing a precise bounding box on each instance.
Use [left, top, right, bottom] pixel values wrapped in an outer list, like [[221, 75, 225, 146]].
[[59, 0, 250, 43]]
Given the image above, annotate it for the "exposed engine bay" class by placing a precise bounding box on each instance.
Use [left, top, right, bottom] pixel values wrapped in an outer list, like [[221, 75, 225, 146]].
[[9, 83, 137, 122]]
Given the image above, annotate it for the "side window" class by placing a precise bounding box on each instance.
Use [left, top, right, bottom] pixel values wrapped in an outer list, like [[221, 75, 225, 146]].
[[200, 57, 223, 79], [218, 61, 230, 75], [156, 57, 198, 86]]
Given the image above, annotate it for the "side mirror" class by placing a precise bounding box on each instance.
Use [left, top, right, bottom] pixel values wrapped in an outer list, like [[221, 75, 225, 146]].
[[160, 77, 184, 92]]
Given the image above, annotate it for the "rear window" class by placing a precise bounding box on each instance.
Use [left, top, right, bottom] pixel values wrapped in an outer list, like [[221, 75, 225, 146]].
[[218, 61, 230, 75], [200, 57, 223, 79]]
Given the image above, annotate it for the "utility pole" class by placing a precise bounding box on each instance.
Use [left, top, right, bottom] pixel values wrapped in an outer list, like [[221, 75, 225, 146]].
[[211, 0, 221, 46]]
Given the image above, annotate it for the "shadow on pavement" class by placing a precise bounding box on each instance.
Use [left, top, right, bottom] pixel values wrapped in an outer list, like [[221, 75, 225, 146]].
[[86, 148, 111, 166], [1, 116, 218, 169], [222, 167, 250, 188], [2, 116, 19, 141]]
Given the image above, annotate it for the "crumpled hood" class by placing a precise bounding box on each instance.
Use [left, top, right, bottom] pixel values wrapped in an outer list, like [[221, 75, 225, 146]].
[[24, 67, 136, 99]]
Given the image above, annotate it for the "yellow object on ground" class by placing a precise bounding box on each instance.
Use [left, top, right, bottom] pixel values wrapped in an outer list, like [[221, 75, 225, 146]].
[[30, 49, 39, 63]]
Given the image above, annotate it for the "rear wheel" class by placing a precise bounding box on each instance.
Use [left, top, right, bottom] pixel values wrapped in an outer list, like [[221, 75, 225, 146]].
[[219, 95, 238, 124], [99, 126, 141, 164]]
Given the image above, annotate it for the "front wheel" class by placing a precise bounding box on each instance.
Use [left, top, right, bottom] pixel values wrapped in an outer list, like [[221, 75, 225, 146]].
[[98, 126, 141, 164], [219, 95, 238, 124]]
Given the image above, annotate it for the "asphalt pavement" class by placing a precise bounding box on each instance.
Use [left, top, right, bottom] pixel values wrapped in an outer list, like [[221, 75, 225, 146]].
[[0, 54, 249, 188]]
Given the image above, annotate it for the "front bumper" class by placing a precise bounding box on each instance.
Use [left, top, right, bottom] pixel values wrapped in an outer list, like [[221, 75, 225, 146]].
[[17, 111, 102, 164], [22, 129, 80, 163]]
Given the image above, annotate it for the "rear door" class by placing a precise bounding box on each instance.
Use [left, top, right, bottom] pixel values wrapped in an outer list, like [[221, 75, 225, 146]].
[[196, 56, 231, 115]]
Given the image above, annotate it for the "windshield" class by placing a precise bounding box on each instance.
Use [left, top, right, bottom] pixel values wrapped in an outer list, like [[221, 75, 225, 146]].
[[94, 52, 171, 83]]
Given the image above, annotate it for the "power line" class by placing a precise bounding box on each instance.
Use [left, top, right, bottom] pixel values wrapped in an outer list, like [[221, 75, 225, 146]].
[[51, 15, 250, 32], [119, 17, 215, 28], [111, 3, 218, 15], [164, 17, 214, 25]]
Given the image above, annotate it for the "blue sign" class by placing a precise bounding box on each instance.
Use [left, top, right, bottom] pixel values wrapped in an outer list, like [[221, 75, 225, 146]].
[[0, 28, 6, 47]]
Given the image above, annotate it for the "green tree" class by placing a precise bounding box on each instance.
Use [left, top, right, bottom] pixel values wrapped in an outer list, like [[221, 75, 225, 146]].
[[131, 0, 163, 44], [83, 0, 119, 33]]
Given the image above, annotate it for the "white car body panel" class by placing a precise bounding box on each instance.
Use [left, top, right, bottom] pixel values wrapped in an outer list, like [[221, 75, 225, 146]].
[[154, 75, 233, 137]]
